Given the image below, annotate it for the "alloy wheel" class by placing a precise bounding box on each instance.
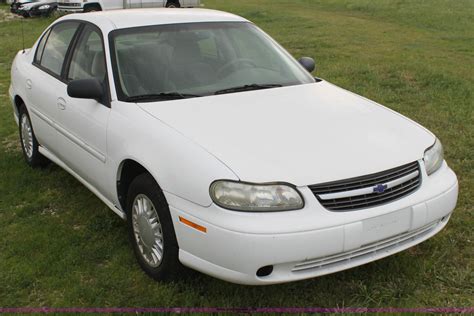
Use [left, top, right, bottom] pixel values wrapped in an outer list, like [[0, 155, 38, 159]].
[[20, 114, 34, 159], [132, 194, 164, 268]]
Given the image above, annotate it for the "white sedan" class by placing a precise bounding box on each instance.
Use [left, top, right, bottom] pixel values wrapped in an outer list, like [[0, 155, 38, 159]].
[[9, 9, 458, 285]]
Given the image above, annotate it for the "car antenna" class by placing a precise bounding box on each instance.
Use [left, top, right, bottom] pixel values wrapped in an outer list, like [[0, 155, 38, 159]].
[[21, 16, 26, 53]]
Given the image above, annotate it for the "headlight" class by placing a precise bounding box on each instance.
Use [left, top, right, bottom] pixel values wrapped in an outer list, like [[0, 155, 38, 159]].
[[424, 138, 444, 175], [210, 180, 304, 212], [38, 5, 51, 10]]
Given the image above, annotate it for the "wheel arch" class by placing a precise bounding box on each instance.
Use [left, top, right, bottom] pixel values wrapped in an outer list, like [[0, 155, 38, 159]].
[[84, 3, 102, 11], [117, 159, 159, 213], [13, 95, 25, 115], [166, 1, 181, 7]]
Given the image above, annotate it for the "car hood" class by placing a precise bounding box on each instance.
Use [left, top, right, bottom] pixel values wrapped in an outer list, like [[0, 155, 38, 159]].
[[139, 81, 434, 186]]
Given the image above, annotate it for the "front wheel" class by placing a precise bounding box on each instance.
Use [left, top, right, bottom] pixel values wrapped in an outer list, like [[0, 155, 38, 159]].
[[126, 173, 180, 281], [45, 7, 58, 17], [18, 105, 49, 168]]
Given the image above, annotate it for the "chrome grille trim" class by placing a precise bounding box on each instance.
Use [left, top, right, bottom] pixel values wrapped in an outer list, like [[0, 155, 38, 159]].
[[318, 170, 419, 200], [58, 3, 82, 7], [292, 220, 439, 272], [309, 161, 421, 211]]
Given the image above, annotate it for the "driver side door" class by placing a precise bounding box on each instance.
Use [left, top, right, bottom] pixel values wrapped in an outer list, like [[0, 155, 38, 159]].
[[56, 24, 111, 193]]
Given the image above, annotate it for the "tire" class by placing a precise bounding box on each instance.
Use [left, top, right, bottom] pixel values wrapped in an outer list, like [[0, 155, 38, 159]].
[[166, 1, 181, 8], [51, 9, 62, 19], [45, 8, 57, 18], [126, 173, 180, 281], [18, 104, 49, 168], [84, 5, 101, 12], [22, 12, 30, 18]]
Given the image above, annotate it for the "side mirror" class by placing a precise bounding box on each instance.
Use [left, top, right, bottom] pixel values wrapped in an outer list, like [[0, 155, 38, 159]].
[[67, 79, 104, 102], [298, 57, 316, 73]]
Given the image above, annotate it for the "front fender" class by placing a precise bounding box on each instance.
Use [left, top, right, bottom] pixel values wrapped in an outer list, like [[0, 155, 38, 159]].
[[107, 101, 239, 207]]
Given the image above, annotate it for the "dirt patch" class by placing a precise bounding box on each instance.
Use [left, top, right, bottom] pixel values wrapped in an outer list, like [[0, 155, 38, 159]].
[[73, 224, 83, 231], [0, 81, 6, 101], [0, 9, 20, 22], [41, 205, 59, 217], [1, 133, 21, 154]]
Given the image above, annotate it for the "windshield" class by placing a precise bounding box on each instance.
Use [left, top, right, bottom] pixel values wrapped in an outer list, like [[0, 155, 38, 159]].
[[110, 22, 315, 102]]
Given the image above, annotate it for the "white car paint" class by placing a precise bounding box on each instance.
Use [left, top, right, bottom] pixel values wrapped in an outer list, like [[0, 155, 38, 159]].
[[9, 9, 458, 285], [139, 82, 435, 186], [58, 0, 200, 13]]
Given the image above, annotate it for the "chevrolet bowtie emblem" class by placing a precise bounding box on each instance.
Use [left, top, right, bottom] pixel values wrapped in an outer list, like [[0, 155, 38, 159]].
[[373, 184, 388, 194]]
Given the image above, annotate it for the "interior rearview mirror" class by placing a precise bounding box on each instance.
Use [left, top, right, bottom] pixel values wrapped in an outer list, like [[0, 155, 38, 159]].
[[67, 79, 104, 102], [298, 57, 316, 73]]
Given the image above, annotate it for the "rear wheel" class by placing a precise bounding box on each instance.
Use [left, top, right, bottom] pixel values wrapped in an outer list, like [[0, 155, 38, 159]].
[[166, 1, 181, 8], [84, 5, 101, 12], [18, 105, 49, 168], [126, 173, 180, 281]]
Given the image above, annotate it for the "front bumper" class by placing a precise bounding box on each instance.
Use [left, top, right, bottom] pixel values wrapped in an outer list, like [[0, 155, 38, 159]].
[[57, 6, 84, 13], [10, 5, 20, 13], [166, 161, 458, 285], [29, 9, 52, 16], [17, 7, 54, 17], [15, 9, 27, 16]]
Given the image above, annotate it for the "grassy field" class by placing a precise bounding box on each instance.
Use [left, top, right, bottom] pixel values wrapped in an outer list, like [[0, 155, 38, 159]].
[[0, 0, 472, 308]]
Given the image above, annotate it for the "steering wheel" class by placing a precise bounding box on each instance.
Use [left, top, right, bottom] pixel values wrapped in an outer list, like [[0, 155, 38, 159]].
[[217, 58, 257, 78]]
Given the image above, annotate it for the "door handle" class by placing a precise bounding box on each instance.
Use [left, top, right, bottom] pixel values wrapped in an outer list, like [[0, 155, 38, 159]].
[[26, 79, 32, 90], [57, 97, 66, 110]]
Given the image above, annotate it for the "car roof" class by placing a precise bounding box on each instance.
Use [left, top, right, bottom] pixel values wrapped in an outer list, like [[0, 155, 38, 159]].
[[59, 8, 248, 32]]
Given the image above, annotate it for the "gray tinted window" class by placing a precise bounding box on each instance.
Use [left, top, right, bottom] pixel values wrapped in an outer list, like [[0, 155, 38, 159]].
[[68, 26, 106, 81], [34, 28, 51, 64], [40, 22, 80, 76], [112, 22, 315, 98]]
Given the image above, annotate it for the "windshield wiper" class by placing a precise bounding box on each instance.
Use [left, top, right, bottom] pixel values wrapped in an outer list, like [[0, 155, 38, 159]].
[[125, 92, 200, 102], [214, 84, 283, 95]]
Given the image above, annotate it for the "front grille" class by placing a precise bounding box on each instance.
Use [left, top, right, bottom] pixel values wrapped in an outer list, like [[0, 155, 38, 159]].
[[292, 220, 440, 273], [58, 2, 81, 7], [309, 161, 421, 211]]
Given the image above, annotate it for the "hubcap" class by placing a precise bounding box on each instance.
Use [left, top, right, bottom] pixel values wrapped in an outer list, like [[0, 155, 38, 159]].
[[20, 114, 34, 159], [132, 194, 164, 268]]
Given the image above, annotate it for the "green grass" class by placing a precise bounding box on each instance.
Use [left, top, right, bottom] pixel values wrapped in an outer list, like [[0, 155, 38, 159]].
[[0, 0, 473, 308]]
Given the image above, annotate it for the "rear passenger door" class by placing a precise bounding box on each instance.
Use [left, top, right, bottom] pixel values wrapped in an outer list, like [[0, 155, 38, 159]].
[[57, 24, 111, 193], [126, 0, 166, 8], [27, 21, 81, 156]]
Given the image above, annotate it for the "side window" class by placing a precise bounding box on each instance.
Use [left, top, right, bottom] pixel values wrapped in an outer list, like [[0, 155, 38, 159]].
[[34, 28, 51, 64], [68, 26, 106, 82], [39, 22, 80, 76]]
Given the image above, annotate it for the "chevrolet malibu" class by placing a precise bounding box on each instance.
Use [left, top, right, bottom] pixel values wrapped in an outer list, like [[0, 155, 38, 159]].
[[9, 9, 458, 285]]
